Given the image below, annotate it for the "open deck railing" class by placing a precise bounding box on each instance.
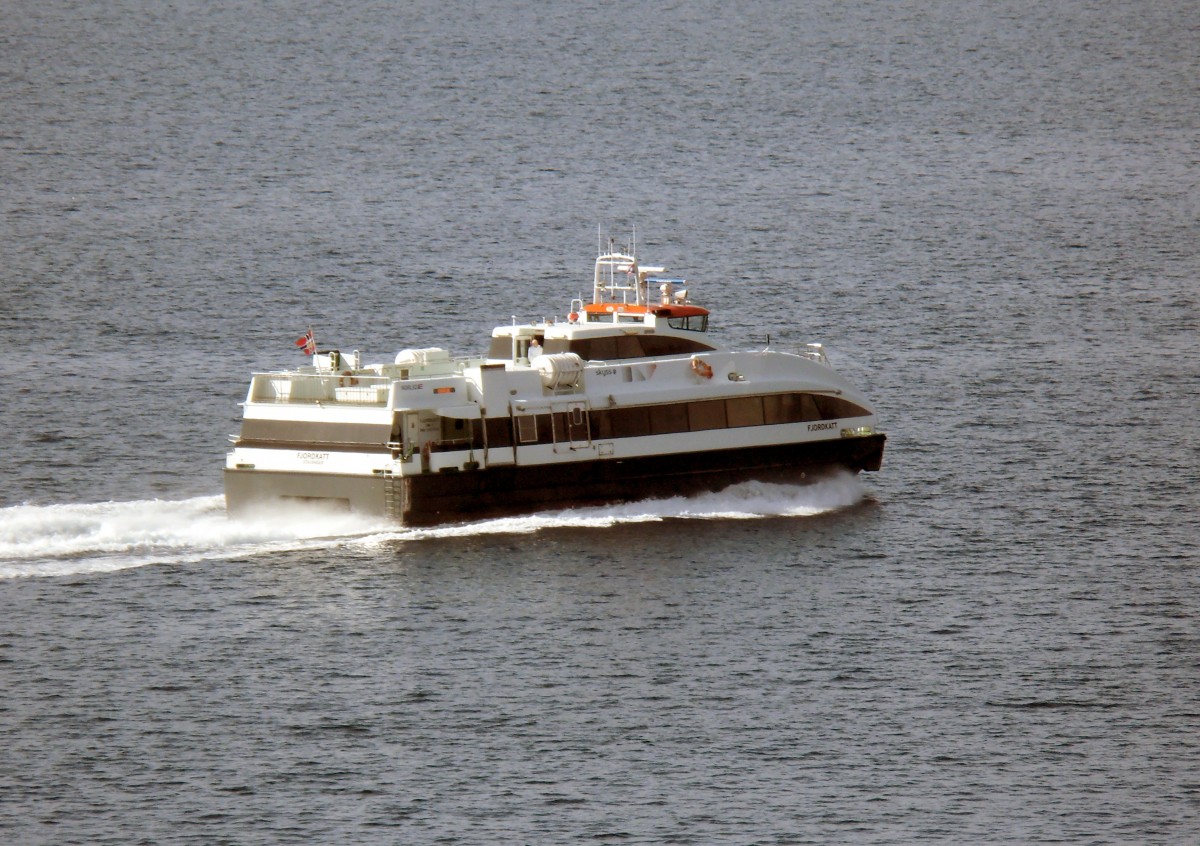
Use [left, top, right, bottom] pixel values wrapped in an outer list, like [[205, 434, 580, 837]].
[[249, 372, 393, 405], [796, 343, 829, 365]]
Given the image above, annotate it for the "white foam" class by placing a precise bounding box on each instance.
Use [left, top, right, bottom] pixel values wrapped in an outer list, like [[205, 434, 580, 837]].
[[0, 475, 866, 579], [0, 496, 389, 580], [361, 473, 867, 544]]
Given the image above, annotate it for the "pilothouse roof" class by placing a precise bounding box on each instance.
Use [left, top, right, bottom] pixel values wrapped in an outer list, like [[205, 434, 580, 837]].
[[590, 244, 707, 319]]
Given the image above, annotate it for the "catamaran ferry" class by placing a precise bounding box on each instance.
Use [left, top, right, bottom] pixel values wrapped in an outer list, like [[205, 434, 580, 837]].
[[225, 241, 885, 525]]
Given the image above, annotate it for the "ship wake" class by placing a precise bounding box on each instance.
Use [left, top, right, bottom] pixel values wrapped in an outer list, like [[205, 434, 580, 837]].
[[391, 472, 868, 541], [0, 496, 388, 581], [0, 474, 867, 580]]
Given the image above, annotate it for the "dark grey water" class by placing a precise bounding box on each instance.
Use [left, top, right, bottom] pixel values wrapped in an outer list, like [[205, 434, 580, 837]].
[[2, 0, 1198, 842]]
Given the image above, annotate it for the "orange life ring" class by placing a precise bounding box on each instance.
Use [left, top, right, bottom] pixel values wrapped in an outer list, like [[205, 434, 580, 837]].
[[339, 370, 360, 387], [690, 358, 713, 379]]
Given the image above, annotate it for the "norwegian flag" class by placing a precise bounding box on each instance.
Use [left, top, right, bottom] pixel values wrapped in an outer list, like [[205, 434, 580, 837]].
[[295, 329, 316, 355]]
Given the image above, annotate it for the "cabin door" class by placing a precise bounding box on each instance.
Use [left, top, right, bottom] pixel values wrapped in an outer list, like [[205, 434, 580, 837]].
[[392, 411, 420, 461], [510, 405, 540, 465], [553, 400, 591, 453]]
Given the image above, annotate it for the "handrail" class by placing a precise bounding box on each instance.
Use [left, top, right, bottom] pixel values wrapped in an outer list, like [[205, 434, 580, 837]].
[[249, 371, 393, 404]]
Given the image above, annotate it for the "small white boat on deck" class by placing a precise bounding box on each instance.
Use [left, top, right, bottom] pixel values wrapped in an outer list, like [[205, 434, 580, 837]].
[[224, 239, 885, 525]]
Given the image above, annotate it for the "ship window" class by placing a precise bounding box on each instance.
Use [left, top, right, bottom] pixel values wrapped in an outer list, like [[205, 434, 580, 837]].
[[551, 412, 568, 443], [617, 335, 644, 358], [583, 393, 870, 445], [485, 416, 512, 448], [488, 337, 512, 358], [434, 418, 483, 451], [763, 393, 803, 425], [590, 409, 612, 439], [638, 335, 715, 356], [568, 335, 716, 361], [687, 399, 727, 431], [814, 395, 870, 420], [588, 336, 620, 360], [238, 419, 393, 446], [726, 396, 765, 428], [611, 406, 650, 438], [667, 315, 708, 332], [516, 414, 538, 443], [649, 403, 689, 435]]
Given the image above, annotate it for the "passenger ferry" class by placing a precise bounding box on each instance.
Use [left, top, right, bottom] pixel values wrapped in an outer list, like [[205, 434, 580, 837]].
[[225, 240, 886, 525]]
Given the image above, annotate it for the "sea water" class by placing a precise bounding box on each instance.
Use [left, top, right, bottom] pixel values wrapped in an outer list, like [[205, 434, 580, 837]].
[[2, 0, 1197, 842]]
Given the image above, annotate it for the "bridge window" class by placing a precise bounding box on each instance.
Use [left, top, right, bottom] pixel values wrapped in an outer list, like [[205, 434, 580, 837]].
[[667, 315, 708, 332]]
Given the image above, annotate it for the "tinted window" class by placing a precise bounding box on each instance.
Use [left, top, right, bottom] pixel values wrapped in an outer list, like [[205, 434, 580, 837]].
[[612, 406, 650, 438], [516, 415, 538, 443], [588, 336, 620, 360], [617, 335, 644, 358], [814, 395, 870, 419], [637, 335, 715, 356], [687, 399, 726, 431], [568, 334, 715, 360], [591, 409, 613, 440], [726, 396, 765, 428], [649, 403, 690, 435], [491, 392, 869, 449], [485, 417, 512, 448], [667, 315, 708, 332]]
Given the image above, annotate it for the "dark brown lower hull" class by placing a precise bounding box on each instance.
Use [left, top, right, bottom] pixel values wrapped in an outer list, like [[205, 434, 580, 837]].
[[225, 434, 885, 526]]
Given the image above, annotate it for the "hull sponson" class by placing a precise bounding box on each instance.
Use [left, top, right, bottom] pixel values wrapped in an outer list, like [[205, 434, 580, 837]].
[[225, 435, 884, 525], [401, 434, 884, 524], [226, 432, 881, 526]]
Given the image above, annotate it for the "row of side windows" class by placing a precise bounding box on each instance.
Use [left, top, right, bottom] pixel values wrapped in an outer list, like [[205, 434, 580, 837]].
[[550, 334, 716, 360], [432, 392, 869, 452], [590, 393, 867, 440], [487, 334, 715, 361]]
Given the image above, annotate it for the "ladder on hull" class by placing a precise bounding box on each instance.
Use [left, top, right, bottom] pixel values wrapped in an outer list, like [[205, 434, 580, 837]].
[[381, 468, 404, 522]]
